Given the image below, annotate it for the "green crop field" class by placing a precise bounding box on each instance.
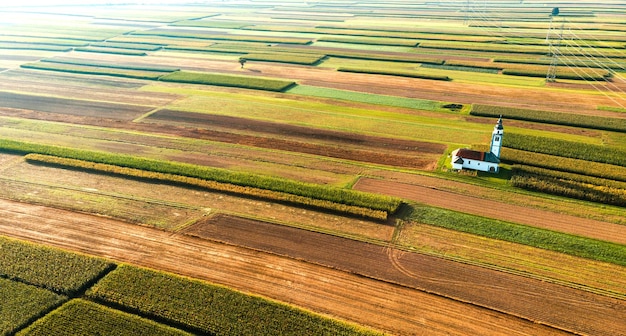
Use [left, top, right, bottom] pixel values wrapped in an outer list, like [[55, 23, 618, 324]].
[[1, 1, 626, 335]]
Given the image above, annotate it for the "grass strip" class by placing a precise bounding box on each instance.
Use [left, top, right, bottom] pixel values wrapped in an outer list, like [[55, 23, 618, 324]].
[[87, 265, 383, 336], [598, 105, 626, 113], [502, 68, 610, 80], [407, 205, 626, 266], [421, 63, 500, 74], [0, 139, 400, 214], [159, 70, 296, 92], [511, 165, 626, 206], [0, 236, 115, 296], [25, 154, 387, 220], [0, 278, 67, 336], [16, 299, 191, 336], [338, 67, 451, 81], [21, 62, 166, 80], [471, 104, 626, 132], [504, 133, 626, 167]]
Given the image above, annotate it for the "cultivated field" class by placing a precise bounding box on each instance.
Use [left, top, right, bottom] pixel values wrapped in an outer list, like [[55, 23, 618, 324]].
[[1, 0, 625, 335]]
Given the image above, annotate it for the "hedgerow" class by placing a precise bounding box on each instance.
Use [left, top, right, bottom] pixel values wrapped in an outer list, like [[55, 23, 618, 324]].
[[87, 265, 383, 336], [0, 236, 114, 296], [41, 58, 179, 72], [159, 70, 297, 92], [407, 205, 626, 266], [1, 278, 67, 336], [471, 104, 626, 132], [504, 133, 626, 167], [502, 68, 610, 80], [130, 30, 312, 45], [338, 67, 451, 81], [17, 299, 191, 336], [317, 36, 419, 47], [89, 41, 163, 51], [73, 47, 148, 56], [25, 154, 388, 220], [0, 139, 401, 215]]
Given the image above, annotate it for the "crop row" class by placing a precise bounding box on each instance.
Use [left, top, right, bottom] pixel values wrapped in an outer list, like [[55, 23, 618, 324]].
[[338, 67, 452, 81], [493, 57, 626, 70], [129, 29, 313, 45], [0, 278, 67, 336], [0, 37, 88, 47], [40, 58, 179, 72], [240, 53, 326, 65], [420, 63, 500, 74], [510, 169, 626, 207], [17, 299, 191, 336], [418, 41, 626, 57], [159, 70, 297, 92], [73, 46, 148, 56], [20, 62, 166, 80], [504, 133, 626, 167], [0, 43, 72, 52], [25, 154, 388, 220], [0, 139, 401, 214], [502, 68, 610, 80], [512, 165, 626, 189], [499, 148, 626, 182], [407, 205, 626, 267], [0, 235, 114, 295], [471, 104, 626, 132], [89, 41, 164, 51], [86, 265, 382, 336], [171, 19, 250, 29], [207, 42, 445, 64], [317, 36, 419, 47]]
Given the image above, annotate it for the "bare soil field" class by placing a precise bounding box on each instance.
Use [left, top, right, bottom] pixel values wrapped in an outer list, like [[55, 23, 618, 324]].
[[0, 199, 585, 336], [354, 177, 626, 244], [0, 91, 153, 120]]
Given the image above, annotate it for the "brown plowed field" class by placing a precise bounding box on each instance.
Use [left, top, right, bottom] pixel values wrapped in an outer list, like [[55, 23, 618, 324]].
[[183, 214, 626, 336], [0, 199, 570, 336], [354, 177, 626, 244], [0, 91, 152, 120]]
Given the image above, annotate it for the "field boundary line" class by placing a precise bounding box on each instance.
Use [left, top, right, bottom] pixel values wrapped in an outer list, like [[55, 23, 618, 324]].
[[133, 106, 162, 123]]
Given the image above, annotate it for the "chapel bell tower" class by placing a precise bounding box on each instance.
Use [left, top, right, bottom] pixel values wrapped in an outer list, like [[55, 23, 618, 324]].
[[490, 116, 503, 158]]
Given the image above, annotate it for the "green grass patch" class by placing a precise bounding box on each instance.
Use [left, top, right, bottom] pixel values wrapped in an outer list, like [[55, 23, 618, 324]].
[[598, 105, 626, 113], [0, 278, 67, 336], [337, 67, 451, 81], [407, 205, 626, 266], [288, 85, 459, 111], [16, 299, 191, 336], [159, 70, 296, 92], [0, 139, 400, 214], [240, 53, 325, 65], [472, 104, 626, 132], [87, 265, 383, 336], [504, 133, 626, 167], [0, 236, 115, 296], [73, 47, 148, 56], [20, 62, 167, 80], [502, 68, 610, 81]]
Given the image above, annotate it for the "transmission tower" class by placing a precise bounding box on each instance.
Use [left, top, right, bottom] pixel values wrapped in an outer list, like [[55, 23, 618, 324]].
[[546, 13, 564, 83]]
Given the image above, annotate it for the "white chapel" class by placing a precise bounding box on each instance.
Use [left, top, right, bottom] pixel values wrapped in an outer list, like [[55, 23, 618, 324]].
[[451, 117, 503, 173]]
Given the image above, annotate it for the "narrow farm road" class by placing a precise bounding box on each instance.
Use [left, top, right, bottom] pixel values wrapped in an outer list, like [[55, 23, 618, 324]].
[[0, 198, 576, 336], [354, 177, 626, 245]]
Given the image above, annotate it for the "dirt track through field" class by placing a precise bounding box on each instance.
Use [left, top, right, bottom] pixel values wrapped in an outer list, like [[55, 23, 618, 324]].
[[355, 177, 626, 245], [0, 198, 575, 336]]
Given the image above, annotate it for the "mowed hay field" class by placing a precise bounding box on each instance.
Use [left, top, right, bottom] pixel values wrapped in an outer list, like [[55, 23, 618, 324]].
[[1, 0, 625, 335]]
